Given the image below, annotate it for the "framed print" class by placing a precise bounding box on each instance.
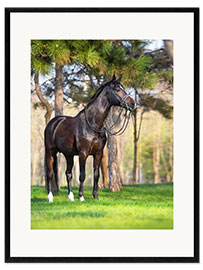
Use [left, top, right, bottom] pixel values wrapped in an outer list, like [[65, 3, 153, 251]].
[[5, 8, 199, 263]]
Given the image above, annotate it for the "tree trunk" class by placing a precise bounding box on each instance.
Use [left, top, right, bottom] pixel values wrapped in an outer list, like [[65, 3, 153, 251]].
[[107, 107, 122, 192], [101, 145, 108, 188], [163, 40, 173, 63], [132, 111, 138, 184], [31, 151, 37, 185], [169, 142, 173, 182], [108, 135, 120, 192], [73, 156, 80, 186], [55, 64, 64, 116], [153, 145, 160, 183], [117, 136, 123, 186], [34, 72, 53, 125], [139, 162, 143, 184], [160, 147, 170, 182], [45, 110, 52, 125], [55, 64, 64, 187]]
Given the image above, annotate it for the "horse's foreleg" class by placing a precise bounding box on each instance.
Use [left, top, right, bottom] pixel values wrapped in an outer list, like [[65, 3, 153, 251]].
[[79, 153, 87, 201], [93, 152, 103, 199], [65, 156, 74, 201]]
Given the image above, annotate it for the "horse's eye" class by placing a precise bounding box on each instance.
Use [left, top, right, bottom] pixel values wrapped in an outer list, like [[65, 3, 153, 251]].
[[115, 88, 120, 92]]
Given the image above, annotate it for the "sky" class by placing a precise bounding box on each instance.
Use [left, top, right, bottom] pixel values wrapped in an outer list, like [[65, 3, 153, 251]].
[[145, 40, 164, 51]]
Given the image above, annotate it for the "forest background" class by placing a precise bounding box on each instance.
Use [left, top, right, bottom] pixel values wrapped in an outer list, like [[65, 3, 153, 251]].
[[31, 39, 173, 191]]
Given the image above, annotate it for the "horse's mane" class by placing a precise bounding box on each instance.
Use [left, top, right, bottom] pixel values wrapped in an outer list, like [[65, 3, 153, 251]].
[[89, 80, 112, 103]]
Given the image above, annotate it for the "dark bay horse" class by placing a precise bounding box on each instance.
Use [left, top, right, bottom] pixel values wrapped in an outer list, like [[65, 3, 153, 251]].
[[44, 75, 135, 202]]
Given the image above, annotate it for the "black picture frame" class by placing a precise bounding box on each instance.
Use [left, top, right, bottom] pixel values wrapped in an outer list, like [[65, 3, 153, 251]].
[[5, 7, 199, 263]]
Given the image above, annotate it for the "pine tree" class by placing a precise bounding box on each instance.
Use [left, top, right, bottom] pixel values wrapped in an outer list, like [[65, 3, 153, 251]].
[[46, 40, 72, 116]]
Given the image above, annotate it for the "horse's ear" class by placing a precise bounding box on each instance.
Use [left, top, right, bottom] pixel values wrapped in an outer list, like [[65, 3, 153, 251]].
[[112, 74, 116, 82], [117, 75, 122, 82]]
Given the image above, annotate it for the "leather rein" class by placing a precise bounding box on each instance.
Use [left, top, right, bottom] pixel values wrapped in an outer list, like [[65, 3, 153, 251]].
[[84, 86, 133, 136]]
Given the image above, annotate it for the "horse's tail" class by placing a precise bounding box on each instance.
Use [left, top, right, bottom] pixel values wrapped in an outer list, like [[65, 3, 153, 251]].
[[44, 151, 59, 194], [44, 117, 63, 194], [44, 151, 50, 193]]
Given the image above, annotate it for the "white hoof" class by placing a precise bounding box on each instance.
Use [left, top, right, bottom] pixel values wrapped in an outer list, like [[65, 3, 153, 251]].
[[48, 192, 53, 203], [68, 192, 74, 201], [80, 196, 85, 202]]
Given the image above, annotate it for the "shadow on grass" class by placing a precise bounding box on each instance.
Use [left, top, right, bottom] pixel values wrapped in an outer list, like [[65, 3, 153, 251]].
[[123, 183, 173, 188], [53, 210, 106, 219], [31, 198, 48, 203]]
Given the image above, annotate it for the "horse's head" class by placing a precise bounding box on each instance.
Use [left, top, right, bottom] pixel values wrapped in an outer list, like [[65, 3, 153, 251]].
[[108, 75, 135, 111]]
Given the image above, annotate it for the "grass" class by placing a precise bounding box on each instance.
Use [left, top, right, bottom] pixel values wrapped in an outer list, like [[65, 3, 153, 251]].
[[31, 183, 173, 229]]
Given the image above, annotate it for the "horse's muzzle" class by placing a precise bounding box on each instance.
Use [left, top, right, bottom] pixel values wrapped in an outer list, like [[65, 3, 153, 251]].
[[127, 101, 135, 111]]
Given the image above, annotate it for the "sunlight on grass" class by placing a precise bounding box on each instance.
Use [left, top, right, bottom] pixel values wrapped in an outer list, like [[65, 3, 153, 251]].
[[31, 183, 173, 229]]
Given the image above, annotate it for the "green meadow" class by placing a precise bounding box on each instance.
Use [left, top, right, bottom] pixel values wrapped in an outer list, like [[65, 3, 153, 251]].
[[31, 183, 173, 230]]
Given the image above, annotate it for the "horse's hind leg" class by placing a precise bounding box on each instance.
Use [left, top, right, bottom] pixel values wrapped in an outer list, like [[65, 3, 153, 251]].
[[53, 154, 59, 194], [65, 156, 74, 201]]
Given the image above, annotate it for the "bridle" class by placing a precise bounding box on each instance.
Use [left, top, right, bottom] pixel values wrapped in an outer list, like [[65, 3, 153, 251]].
[[85, 83, 134, 136], [110, 84, 134, 112]]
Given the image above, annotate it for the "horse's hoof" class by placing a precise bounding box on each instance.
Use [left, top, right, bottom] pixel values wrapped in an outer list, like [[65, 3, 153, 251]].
[[48, 192, 53, 203], [80, 196, 85, 201], [93, 193, 99, 199], [68, 192, 74, 201]]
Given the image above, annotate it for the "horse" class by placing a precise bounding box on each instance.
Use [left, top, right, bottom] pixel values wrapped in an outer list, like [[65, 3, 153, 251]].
[[44, 75, 135, 202]]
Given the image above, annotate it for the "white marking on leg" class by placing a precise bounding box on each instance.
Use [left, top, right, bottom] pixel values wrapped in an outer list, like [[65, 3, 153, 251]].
[[68, 191, 74, 201], [80, 196, 85, 202], [48, 192, 53, 203]]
